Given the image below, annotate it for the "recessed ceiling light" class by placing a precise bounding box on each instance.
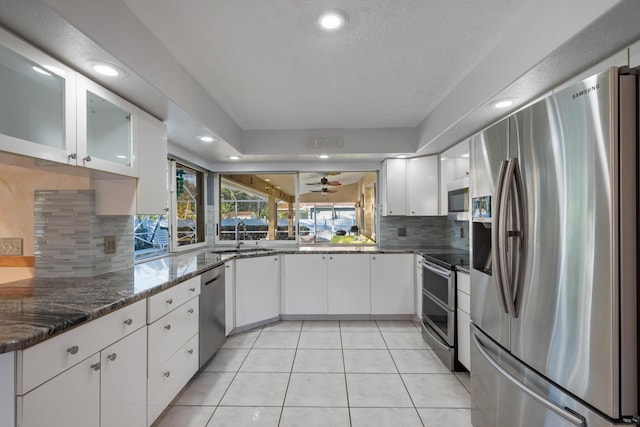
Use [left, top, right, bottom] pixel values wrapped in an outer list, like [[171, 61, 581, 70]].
[[264, 178, 271, 182], [493, 99, 514, 109], [199, 136, 217, 143], [460, 153, 470, 158], [318, 154, 330, 159], [32, 66, 51, 76], [86, 61, 125, 78], [317, 10, 348, 32], [228, 156, 240, 160], [396, 154, 408, 159], [116, 155, 128, 159]]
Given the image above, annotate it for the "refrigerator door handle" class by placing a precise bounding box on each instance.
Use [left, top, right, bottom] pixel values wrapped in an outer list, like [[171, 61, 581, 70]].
[[472, 332, 585, 427], [492, 160, 510, 314], [510, 158, 527, 318], [499, 158, 526, 317]]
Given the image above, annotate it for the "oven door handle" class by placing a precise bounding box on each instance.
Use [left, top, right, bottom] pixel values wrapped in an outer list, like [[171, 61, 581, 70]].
[[422, 261, 452, 278]]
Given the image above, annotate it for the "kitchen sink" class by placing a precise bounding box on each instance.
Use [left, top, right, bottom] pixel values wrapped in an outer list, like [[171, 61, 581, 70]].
[[211, 247, 276, 255]]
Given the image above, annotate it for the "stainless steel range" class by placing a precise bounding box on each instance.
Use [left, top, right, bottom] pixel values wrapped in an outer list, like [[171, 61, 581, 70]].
[[421, 252, 469, 371]]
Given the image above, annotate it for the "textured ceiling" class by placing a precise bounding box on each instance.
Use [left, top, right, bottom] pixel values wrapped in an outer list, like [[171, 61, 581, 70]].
[[121, 0, 530, 130]]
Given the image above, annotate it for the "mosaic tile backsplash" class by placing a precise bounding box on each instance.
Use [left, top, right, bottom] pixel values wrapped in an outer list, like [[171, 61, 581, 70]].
[[378, 215, 469, 250], [34, 190, 133, 278]]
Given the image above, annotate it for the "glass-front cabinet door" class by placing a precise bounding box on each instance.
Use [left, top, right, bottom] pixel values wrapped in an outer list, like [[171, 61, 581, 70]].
[[0, 27, 76, 163], [76, 75, 139, 177]]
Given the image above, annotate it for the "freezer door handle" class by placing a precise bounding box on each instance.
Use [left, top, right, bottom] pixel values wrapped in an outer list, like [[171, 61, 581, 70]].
[[492, 159, 510, 314], [472, 332, 585, 426]]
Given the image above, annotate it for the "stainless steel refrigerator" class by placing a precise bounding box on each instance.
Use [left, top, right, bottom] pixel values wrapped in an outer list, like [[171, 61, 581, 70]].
[[470, 68, 638, 426]]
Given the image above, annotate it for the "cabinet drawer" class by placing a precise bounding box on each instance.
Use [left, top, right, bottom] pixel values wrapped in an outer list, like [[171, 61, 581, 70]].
[[18, 299, 146, 394], [148, 333, 199, 425], [148, 297, 199, 370], [457, 290, 470, 314], [457, 271, 470, 295], [147, 277, 200, 323]]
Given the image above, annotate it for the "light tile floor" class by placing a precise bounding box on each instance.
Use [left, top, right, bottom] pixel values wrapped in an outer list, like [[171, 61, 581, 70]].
[[153, 320, 472, 427]]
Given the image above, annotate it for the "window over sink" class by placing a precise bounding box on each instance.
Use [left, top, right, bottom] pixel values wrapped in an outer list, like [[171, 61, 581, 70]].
[[216, 171, 377, 245]]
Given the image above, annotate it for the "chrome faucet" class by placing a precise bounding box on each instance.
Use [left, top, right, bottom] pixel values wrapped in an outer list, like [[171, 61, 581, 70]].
[[235, 240, 245, 249]]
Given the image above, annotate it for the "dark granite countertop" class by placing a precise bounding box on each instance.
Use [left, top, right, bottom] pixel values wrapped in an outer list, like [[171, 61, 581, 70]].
[[0, 245, 465, 353]]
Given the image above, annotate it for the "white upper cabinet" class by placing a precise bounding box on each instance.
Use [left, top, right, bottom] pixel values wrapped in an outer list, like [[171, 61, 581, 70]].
[[0, 28, 77, 164], [76, 75, 139, 177], [137, 110, 168, 213], [382, 156, 438, 216], [381, 158, 408, 215], [439, 139, 470, 215], [0, 28, 144, 178], [407, 156, 439, 216]]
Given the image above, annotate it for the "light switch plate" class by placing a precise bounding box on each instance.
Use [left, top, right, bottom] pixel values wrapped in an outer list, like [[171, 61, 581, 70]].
[[0, 238, 23, 256]]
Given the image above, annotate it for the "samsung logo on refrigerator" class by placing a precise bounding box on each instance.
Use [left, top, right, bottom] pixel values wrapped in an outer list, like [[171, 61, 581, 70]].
[[572, 83, 600, 99]]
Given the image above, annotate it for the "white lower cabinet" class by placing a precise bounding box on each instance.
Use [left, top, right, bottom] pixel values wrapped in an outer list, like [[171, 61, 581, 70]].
[[16, 300, 148, 427], [283, 254, 328, 315], [327, 254, 370, 315], [235, 255, 280, 327], [101, 327, 148, 427], [370, 254, 414, 315], [18, 353, 101, 427], [415, 254, 423, 319], [147, 334, 199, 424], [225, 260, 235, 336], [456, 271, 471, 371], [146, 281, 200, 426]]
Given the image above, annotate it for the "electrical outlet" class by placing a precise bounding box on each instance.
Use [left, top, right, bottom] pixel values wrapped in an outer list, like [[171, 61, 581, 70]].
[[0, 238, 23, 256], [104, 236, 116, 254], [397, 226, 407, 237], [460, 227, 465, 238]]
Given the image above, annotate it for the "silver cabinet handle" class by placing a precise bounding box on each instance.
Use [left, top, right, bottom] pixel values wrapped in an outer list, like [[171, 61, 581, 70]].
[[188, 308, 194, 314], [187, 349, 194, 355], [166, 298, 173, 304], [163, 371, 171, 378], [123, 318, 133, 326], [91, 362, 101, 371], [83, 155, 91, 162], [67, 345, 79, 355], [165, 324, 172, 330], [68, 153, 77, 160], [107, 353, 117, 362]]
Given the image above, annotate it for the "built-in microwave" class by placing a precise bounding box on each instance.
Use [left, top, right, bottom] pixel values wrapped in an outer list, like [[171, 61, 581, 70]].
[[447, 178, 469, 220]]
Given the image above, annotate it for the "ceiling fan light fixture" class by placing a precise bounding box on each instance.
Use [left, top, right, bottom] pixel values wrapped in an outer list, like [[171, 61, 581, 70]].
[[317, 10, 348, 32]]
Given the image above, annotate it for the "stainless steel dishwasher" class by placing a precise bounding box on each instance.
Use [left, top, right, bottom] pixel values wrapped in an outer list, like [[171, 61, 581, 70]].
[[199, 264, 225, 368]]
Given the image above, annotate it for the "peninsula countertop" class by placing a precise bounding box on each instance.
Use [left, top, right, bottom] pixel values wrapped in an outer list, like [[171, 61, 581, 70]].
[[0, 245, 465, 353]]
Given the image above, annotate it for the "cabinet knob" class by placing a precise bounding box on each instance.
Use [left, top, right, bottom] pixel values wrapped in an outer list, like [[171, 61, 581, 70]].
[[188, 308, 194, 314], [123, 318, 133, 326], [322, 256, 325, 260], [107, 353, 117, 362], [187, 349, 194, 355], [372, 256, 376, 260], [67, 153, 77, 160], [165, 324, 172, 330], [329, 256, 333, 260], [411, 211, 415, 214], [91, 362, 101, 371], [67, 345, 79, 355], [83, 155, 92, 162], [163, 371, 171, 378], [189, 287, 196, 292], [166, 298, 173, 304], [225, 265, 230, 269]]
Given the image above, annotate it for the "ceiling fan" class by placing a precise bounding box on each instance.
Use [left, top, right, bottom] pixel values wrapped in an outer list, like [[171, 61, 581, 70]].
[[310, 187, 338, 194], [305, 177, 341, 186]]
